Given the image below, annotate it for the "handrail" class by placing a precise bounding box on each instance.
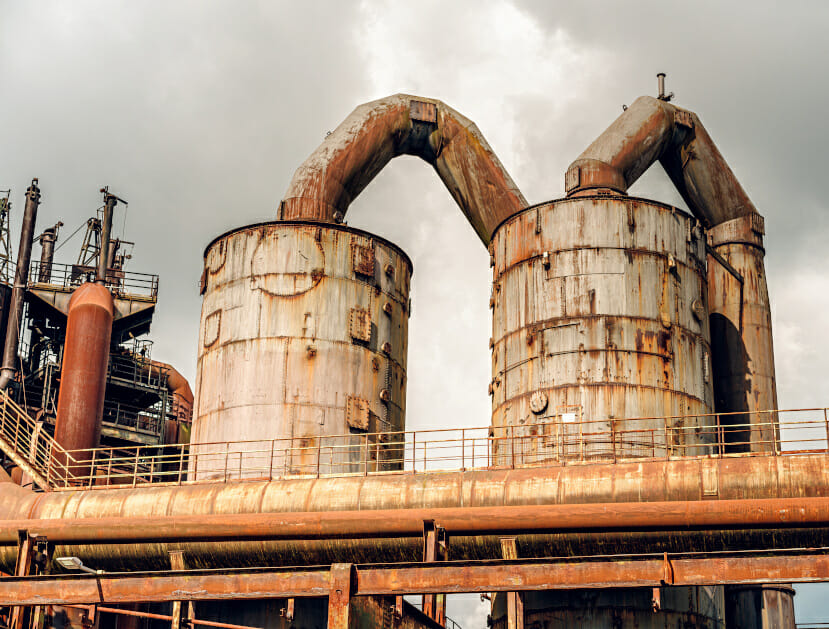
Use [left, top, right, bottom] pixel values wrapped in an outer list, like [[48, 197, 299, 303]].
[[37, 406, 829, 491], [28, 260, 158, 300], [0, 389, 82, 490]]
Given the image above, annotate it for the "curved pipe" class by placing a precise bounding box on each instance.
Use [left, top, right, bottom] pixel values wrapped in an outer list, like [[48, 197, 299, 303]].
[[565, 95, 757, 228], [281, 94, 527, 244], [149, 360, 194, 422]]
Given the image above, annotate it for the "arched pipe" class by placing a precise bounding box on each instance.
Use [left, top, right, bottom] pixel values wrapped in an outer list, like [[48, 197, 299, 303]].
[[280, 94, 527, 245]]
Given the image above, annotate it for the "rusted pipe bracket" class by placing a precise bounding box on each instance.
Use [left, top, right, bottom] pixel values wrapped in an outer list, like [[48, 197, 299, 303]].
[[661, 552, 674, 586]]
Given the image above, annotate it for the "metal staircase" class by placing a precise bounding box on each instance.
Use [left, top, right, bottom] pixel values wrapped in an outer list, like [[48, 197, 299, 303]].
[[0, 389, 71, 491]]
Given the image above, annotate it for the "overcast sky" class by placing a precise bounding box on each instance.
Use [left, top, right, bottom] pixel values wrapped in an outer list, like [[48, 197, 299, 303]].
[[2, 1, 827, 624]]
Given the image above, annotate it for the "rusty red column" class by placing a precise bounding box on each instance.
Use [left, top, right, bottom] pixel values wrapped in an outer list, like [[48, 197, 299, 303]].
[[53, 282, 114, 482]]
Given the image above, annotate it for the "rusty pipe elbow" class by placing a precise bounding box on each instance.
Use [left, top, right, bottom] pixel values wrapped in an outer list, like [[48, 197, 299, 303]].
[[565, 96, 677, 197], [280, 94, 526, 245]]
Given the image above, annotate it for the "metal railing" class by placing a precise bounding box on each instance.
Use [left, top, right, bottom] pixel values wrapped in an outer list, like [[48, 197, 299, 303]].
[[108, 353, 169, 390], [44, 407, 829, 491], [102, 399, 166, 436], [0, 391, 67, 489], [28, 260, 158, 299], [0, 387, 827, 492]]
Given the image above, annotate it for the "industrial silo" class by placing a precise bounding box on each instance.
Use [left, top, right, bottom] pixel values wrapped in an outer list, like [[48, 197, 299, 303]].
[[490, 195, 716, 464], [191, 220, 411, 480], [489, 194, 723, 628]]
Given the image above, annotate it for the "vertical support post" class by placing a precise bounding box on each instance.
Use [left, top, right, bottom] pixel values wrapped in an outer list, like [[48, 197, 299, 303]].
[[510, 425, 515, 468], [824, 409, 829, 450], [500, 537, 524, 629], [169, 550, 194, 629], [411, 431, 416, 473], [327, 563, 354, 629], [461, 428, 465, 470], [10, 531, 50, 629], [0, 179, 40, 391], [770, 411, 779, 454], [96, 190, 117, 285], [422, 520, 448, 625]]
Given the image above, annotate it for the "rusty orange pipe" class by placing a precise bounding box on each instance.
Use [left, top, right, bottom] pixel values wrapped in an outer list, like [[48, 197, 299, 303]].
[[564, 95, 757, 229], [53, 282, 114, 480], [281, 94, 527, 244], [2, 496, 829, 544]]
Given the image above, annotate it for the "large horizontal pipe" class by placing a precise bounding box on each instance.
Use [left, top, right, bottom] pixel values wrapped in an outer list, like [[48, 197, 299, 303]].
[[3, 453, 829, 569], [5, 553, 829, 605], [3, 497, 829, 544]]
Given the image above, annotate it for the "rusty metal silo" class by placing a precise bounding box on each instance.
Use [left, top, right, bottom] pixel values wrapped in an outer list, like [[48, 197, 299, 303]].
[[490, 195, 716, 462], [489, 194, 722, 628], [191, 220, 411, 479]]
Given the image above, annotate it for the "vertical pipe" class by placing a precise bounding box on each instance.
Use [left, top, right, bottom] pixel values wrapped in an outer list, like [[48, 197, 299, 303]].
[[37, 227, 57, 283], [657, 73, 666, 99], [0, 179, 41, 390], [97, 191, 116, 284], [52, 282, 114, 483]]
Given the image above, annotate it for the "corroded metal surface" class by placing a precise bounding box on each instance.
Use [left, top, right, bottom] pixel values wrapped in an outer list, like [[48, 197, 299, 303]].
[[725, 585, 795, 628], [490, 196, 714, 461], [0, 179, 40, 389], [564, 95, 758, 229], [4, 553, 829, 606], [280, 94, 527, 244], [708, 215, 778, 451], [192, 221, 411, 478], [3, 496, 829, 543], [52, 282, 114, 480], [2, 453, 829, 569]]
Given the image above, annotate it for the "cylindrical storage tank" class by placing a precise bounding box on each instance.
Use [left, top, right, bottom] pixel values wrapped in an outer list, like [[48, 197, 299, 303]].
[[490, 195, 715, 463], [53, 282, 114, 483], [725, 585, 795, 628], [192, 221, 411, 479], [489, 195, 721, 628]]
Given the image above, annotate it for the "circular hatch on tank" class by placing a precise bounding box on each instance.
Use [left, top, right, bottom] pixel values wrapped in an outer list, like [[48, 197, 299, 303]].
[[250, 230, 325, 296]]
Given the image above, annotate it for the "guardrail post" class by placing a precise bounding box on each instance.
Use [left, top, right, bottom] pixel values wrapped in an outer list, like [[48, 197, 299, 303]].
[[770, 412, 779, 455], [88, 449, 97, 488], [824, 409, 829, 451], [223, 442, 230, 482], [327, 563, 354, 629], [461, 428, 465, 470], [510, 426, 515, 469], [411, 432, 416, 473]]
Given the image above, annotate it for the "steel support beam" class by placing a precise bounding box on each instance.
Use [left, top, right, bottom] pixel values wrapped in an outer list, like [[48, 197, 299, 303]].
[[4, 552, 829, 606], [327, 563, 353, 629], [421, 521, 447, 625], [500, 538, 524, 629]]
